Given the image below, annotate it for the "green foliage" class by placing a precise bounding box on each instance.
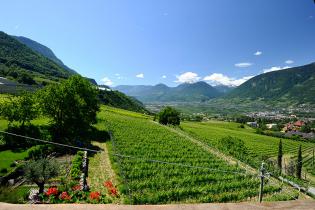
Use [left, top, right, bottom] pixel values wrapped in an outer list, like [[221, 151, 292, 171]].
[[27, 144, 54, 160], [70, 151, 84, 180], [0, 92, 38, 126], [24, 158, 59, 194], [181, 120, 315, 184], [278, 139, 283, 171], [0, 31, 70, 82], [98, 108, 268, 204], [300, 124, 312, 133], [0, 186, 31, 203], [38, 75, 100, 142], [218, 136, 258, 167], [296, 145, 302, 179], [13, 35, 77, 75], [17, 72, 36, 85], [158, 106, 180, 126], [98, 89, 148, 114], [3, 124, 41, 148]]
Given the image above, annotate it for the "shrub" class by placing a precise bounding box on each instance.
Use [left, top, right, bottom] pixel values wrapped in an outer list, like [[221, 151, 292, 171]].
[[0, 168, 8, 173], [10, 162, 17, 167], [70, 151, 84, 180], [158, 106, 180, 126]]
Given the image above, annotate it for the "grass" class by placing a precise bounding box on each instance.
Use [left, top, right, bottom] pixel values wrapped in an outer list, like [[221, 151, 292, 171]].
[[0, 186, 32, 203], [0, 149, 30, 176]]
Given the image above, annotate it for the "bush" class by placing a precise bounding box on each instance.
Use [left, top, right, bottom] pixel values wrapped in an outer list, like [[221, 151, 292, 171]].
[[158, 106, 180, 126], [0, 168, 8, 173], [27, 145, 54, 160], [70, 151, 84, 180], [4, 124, 41, 148], [10, 162, 17, 167]]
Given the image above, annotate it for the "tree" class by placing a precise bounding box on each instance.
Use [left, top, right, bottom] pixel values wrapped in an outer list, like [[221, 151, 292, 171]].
[[278, 139, 283, 172], [17, 72, 36, 85], [0, 92, 37, 126], [38, 75, 100, 142], [158, 106, 180, 126], [296, 145, 302, 179], [300, 124, 311, 133], [24, 158, 59, 194]]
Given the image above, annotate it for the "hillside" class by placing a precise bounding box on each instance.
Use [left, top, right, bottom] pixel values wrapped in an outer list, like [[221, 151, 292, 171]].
[[227, 63, 315, 104], [12, 35, 78, 75], [98, 89, 149, 113], [115, 81, 222, 102], [0, 31, 71, 82]]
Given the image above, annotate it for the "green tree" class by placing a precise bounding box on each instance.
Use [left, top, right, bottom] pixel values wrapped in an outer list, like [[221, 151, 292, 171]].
[[278, 139, 283, 172], [24, 158, 59, 194], [38, 75, 100, 142], [17, 72, 36, 85], [296, 145, 302, 179], [0, 92, 37, 126], [300, 124, 311, 133], [158, 106, 180, 126]]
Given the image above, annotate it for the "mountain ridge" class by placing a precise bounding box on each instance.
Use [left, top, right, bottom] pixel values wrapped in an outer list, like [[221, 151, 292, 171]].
[[115, 81, 222, 102], [226, 62, 315, 104], [12, 35, 77, 75]]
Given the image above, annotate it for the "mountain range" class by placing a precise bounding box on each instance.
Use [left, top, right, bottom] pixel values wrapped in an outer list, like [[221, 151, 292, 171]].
[[116, 63, 315, 105], [115, 81, 223, 102], [226, 62, 315, 104]]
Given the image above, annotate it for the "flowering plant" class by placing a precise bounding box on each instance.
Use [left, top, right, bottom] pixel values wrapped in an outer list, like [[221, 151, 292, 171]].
[[71, 185, 81, 191], [89, 191, 101, 201], [60, 192, 71, 201], [46, 187, 59, 196]]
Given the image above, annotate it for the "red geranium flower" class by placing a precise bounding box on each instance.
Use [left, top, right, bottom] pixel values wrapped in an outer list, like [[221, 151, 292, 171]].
[[60, 192, 71, 200], [72, 185, 81, 191], [46, 187, 58, 196], [103, 180, 113, 188], [89, 192, 101, 201], [109, 187, 118, 197]]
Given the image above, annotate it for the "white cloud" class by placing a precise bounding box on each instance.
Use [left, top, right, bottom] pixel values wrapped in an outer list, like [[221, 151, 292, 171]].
[[162, 75, 167, 79], [263, 66, 290, 73], [101, 77, 113, 86], [115, 73, 120, 76], [203, 73, 253, 87], [235, 62, 253, 68], [175, 72, 200, 83], [254, 51, 262, 56], [285, 60, 294, 64], [136, 73, 144, 78]]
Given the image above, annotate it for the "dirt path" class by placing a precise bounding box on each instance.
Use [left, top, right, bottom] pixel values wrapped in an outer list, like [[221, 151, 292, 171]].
[[88, 142, 117, 193], [1, 200, 315, 210]]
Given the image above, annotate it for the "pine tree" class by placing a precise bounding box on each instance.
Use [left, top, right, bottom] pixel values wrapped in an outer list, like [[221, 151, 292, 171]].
[[277, 139, 283, 172], [296, 145, 302, 179]]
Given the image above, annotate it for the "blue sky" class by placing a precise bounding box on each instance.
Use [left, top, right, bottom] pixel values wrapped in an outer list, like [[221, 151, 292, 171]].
[[1, 0, 315, 87]]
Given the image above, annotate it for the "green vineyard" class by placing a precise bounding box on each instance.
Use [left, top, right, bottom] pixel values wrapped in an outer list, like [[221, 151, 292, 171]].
[[181, 121, 315, 181], [97, 107, 289, 204]]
